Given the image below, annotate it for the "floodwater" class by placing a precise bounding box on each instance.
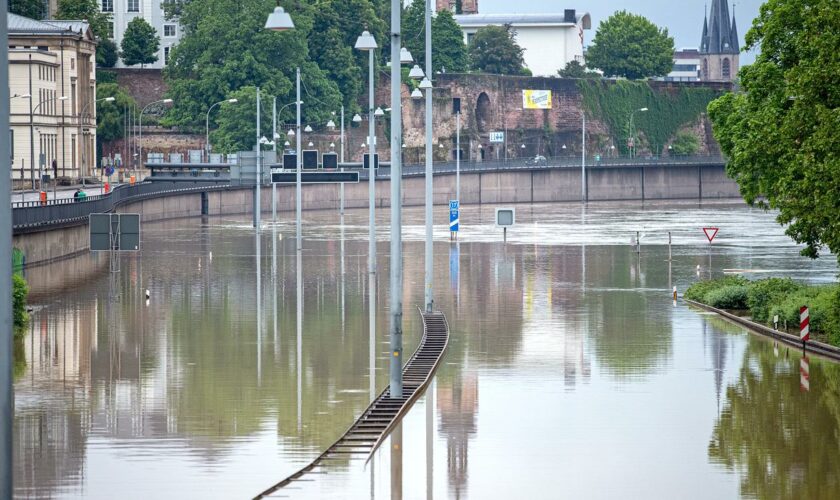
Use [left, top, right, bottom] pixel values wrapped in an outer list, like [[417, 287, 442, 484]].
[[13, 201, 840, 499]]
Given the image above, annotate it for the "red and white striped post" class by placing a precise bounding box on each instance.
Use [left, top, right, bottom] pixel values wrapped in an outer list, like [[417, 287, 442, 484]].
[[800, 355, 810, 392], [800, 306, 810, 347]]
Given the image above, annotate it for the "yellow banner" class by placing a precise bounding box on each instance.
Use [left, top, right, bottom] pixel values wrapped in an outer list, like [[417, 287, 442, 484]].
[[522, 90, 552, 109]]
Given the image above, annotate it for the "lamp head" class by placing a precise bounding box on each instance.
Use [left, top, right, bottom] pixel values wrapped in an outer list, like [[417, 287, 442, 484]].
[[408, 65, 425, 80], [326, 119, 336, 129], [352, 114, 362, 123], [374, 107, 385, 117], [308, 141, 314, 147], [354, 30, 378, 51], [162, 98, 173, 104], [411, 88, 423, 100], [639, 107, 649, 112], [418, 78, 433, 90], [265, 6, 295, 31], [287, 129, 295, 137], [400, 47, 414, 64], [304, 125, 313, 133], [228, 98, 238, 104]]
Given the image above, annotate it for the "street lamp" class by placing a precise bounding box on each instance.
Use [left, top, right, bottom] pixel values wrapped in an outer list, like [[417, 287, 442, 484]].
[[264, 5, 295, 30], [139, 98, 173, 171], [400, 47, 414, 64], [411, 88, 423, 99], [30, 95, 68, 190], [409, 65, 425, 80], [304, 125, 313, 133], [206, 98, 238, 161], [352, 114, 362, 123], [629, 107, 648, 158]]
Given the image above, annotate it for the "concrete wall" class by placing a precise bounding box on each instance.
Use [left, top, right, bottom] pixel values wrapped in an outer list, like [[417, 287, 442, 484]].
[[13, 164, 740, 267]]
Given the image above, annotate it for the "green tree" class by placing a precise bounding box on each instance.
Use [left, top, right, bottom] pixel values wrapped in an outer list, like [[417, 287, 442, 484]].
[[96, 39, 119, 68], [558, 60, 598, 79], [163, 0, 341, 133], [403, 1, 468, 74], [586, 11, 674, 80], [95, 83, 136, 143], [707, 0, 839, 263], [209, 86, 261, 154], [55, 0, 111, 40], [9, 0, 46, 19], [670, 130, 699, 155], [121, 17, 160, 67], [468, 24, 527, 75]]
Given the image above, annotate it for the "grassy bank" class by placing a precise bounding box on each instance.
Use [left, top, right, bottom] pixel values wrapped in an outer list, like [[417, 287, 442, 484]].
[[13, 274, 28, 340], [685, 276, 840, 347]]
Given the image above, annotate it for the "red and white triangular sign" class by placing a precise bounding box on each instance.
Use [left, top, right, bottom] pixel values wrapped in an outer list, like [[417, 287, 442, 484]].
[[703, 227, 719, 243]]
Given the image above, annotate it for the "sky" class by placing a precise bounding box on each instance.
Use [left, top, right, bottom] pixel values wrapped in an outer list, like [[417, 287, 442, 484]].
[[479, 0, 764, 64]]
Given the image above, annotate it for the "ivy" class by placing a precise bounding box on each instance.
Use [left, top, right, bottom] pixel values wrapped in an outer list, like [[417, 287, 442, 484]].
[[578, 80, 723, 155]]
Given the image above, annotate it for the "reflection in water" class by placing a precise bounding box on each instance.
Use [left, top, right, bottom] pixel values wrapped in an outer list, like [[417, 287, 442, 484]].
[[709, 337, 840, 499], [12, 203, 840, 498], [391, 423, 402, 500]]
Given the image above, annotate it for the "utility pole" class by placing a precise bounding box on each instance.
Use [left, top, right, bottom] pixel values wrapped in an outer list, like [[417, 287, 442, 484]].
[[389, 0, 404, 398], [254, 87, 261, 229], [1, 1, 14, 493], [423, 0, 434, 312]]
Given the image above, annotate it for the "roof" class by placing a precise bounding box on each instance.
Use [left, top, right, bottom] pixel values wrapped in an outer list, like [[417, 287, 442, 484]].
[[8, 13, 92, 38], [454, 13, 592, 30]]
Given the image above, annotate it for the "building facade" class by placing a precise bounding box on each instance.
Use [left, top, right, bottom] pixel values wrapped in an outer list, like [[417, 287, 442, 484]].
[[699, 0, 739, 82], [8, 14, 98, 184], [453, 10, 592, 77], [665, 49, 702, 82], [436, 0, 479, 14]]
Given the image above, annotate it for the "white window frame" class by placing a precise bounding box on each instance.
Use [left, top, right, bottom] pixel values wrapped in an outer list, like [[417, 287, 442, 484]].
[[163, 24, 176, 38], [101, 0, 113, 12], [127, 0, 139, 12]]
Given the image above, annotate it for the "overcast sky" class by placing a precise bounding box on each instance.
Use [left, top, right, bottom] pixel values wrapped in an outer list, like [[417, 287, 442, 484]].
[[479, 0, 763, 64]]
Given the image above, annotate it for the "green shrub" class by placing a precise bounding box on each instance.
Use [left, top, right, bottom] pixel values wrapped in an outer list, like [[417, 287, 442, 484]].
[[767, 286, 838, 337], [13, 274, 29, 333], [685, 275, 748, 302], [705, 285, 749, 310], [747, 278, 804, 323]]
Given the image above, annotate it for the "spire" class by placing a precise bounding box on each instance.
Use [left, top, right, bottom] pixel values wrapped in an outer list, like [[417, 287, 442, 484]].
[[704, 0, 737, 54], [730, 4, 740, 52], [700, 5, 710, 52]]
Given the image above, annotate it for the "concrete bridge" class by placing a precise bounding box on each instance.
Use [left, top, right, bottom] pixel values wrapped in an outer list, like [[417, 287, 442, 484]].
[[12, 155, 739, 267]]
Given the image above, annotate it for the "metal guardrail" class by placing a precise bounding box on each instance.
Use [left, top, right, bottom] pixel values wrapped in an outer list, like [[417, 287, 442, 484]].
[[12, 181, 226, 232]]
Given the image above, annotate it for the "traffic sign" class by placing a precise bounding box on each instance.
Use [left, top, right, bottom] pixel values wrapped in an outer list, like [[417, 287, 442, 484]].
[[272, 171, 359, 184], [703, 227, 719, 243], [449, 200, 459, 232], [489, 131, 505, 143], [89, 213, 141, 251]]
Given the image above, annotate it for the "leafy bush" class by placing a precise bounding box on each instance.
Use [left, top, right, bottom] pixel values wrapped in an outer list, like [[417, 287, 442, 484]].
[[747, 278, 804, 323], [671, 130, 700, 155], [705, 285, 749, 310], [685, 275, 748, 302], [767, 286, 838, 337], [13, 274, 29, 333]]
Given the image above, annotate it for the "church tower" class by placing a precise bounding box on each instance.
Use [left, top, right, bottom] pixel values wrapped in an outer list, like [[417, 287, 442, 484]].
[[699, 0, 740, 82], [436, 0, 479, 15]]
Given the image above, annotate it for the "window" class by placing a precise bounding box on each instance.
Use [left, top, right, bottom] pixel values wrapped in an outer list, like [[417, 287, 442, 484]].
[[722, 58, 731, 79], [101, 0, 113, 12], [127, 0, 139, 12], [71, 57, 75, 70], [164, 46, 171, 64], [106, 22, 114, 39], [164, 24, 176, 37]]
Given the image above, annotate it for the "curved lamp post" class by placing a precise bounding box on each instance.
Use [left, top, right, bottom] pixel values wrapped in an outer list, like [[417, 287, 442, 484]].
[[205, 98, 238, 161], [30, 95, 68, 189], [138, 98, 173, 171]]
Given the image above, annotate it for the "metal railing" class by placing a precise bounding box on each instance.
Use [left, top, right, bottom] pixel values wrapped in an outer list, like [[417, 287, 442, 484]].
[[13, 180, 226, 232]]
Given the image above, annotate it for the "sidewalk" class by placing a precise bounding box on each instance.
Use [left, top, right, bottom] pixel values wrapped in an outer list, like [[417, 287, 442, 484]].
[[12, 182, 124, 203]]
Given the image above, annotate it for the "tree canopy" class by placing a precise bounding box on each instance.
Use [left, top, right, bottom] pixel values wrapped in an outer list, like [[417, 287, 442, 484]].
[[468, 24, 527, 75], [121, 17, 159, 67], [586, 11, 674, 80], [95, 83, 137, 143], [708, 0, 840, 263], [558, 60, 598, 79], [9, 0, 46, 19], [403, 2, 468, 74], [96, 39, 119, 68], [55, 0, 111, 40]]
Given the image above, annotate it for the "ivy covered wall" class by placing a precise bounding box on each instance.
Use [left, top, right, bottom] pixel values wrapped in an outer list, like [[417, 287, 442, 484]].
[[578, 80, 724, 155]]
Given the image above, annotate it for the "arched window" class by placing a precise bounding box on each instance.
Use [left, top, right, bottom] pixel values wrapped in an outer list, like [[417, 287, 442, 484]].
[[476, 93, 491, 133], [722, 58, 731, 79], [703, 59, 709, 80]]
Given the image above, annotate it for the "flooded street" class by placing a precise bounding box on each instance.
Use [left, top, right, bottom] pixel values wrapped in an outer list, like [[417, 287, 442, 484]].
[[13, 201, 840, 499]]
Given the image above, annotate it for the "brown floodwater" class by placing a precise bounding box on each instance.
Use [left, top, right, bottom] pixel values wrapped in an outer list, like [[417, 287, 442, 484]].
[[13, 201, 840, 499]]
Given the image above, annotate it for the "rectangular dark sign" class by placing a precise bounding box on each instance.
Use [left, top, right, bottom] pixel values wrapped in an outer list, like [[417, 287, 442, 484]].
[[282, 153, 296, 170], [363, 153, 379, 169], [272, 172, 359, 184], [322, 152, 338, 169], [303, 150, 318, 169]]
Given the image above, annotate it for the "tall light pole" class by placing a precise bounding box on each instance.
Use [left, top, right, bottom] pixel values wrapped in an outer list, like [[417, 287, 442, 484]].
[[271, 99, 300, 222], [356, 30, 378, 390], [1, 4, 13, 493], [423, 0, 434, 312], [255, 87, 262, 229], [80, 96, 115, 195], [581, 111, 586, 202], [629, 107, 648, 158], [205, 98, 238, 162], [30, 95, 69, 189], [139, 98, 173, 172]]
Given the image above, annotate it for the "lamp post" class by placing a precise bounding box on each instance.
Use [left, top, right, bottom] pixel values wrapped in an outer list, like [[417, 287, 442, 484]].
[[139, 98, 173, 173], [1, 13, 13, 494], [581, 111, 586, 202], [79, 96, 116, 190], [356, 29, 378, 385], [628, 107, 648, 159], [271, 99, 300, 222], [205, 98, 238, 162], [423, 0, 434, 313], [30, 95, 68, 190]]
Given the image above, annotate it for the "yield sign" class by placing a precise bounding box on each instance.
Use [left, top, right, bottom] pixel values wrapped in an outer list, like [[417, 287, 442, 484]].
[[703, 227, 719, 243]]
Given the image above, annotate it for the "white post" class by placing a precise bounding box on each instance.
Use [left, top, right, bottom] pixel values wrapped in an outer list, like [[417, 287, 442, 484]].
[[367, 49, 377, 384], [424, 0, 434, 312], [389, 0, 404, 399], [272, 96, 277, 222], [296, 68, 302, 248], [456, 111, 460, 203], [255, 87, 261, 229], [340, 104, 345, 215], [581, 111, 586, 202]]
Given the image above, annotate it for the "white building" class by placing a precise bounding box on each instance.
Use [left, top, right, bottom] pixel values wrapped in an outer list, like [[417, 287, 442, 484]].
[[665, 49, 702, 82], [8, 14, 98, 184], [100, 0, 182, 68], [453, 9, 592, 77]]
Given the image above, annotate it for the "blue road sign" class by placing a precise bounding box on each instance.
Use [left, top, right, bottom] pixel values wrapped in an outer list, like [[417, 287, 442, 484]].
[[449, 200, 459, 232]]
